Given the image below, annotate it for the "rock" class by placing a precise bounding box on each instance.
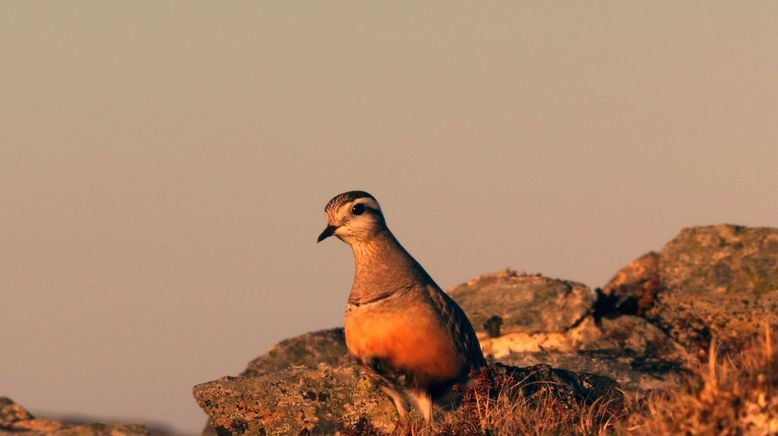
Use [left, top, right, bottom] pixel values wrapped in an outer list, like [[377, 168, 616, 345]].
[[660, 225, 778, 295], [450, 271, 669, 370], [599, 251, 660, 315], [499, 350, 680, 393], [485, 362, 624, 411], [193, 360, 624, 435], [478, 316, 602, 357], [0, 397, 148, 436], [449, 270, 596, 337], [194, 362, 398, 435], [585, 316, 687, 362], [242, 328, 349, 377], [194, 312, 626, 434], [0, 397, 33, 428], [500, 316, 689, 392], [647, 225, 778, 355]]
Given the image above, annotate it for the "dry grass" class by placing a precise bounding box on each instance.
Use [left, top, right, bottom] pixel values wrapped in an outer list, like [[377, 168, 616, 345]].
[[431, 366, 625, 436], [625, 322, 778, 435]]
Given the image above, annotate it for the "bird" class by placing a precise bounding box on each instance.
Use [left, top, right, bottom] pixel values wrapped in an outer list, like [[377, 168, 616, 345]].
[[317, 190, 485, 423]]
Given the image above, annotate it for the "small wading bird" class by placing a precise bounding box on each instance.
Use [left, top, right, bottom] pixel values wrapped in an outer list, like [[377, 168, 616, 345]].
[[317, 191, 485, 423]]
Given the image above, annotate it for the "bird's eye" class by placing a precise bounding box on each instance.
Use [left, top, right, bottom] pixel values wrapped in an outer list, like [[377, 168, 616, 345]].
[[351, 203, 366, 215]]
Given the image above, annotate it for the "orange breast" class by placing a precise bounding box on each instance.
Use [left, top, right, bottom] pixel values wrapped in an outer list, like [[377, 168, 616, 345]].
[[345, 302, 463, 382]]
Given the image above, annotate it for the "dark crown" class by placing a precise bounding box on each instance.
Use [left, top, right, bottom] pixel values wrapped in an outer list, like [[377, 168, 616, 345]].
[[324, 191, 376, 213]]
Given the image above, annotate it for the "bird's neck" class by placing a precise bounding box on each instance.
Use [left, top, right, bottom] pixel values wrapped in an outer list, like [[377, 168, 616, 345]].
[[349, 230, 429, 304]]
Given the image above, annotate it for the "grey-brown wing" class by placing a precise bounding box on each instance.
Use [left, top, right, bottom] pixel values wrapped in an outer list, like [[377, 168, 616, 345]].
[[425, 283, 486, 370]]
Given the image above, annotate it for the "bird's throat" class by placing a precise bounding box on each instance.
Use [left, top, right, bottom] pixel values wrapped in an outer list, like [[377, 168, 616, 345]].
[[349, 231, 428, 304]]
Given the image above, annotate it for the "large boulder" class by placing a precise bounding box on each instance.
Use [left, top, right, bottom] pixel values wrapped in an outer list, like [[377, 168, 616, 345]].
[[449, 271, 596, 338], [645, 225, 778, 355], [660, 225, 777, 295], [449, 271, 604, 359]]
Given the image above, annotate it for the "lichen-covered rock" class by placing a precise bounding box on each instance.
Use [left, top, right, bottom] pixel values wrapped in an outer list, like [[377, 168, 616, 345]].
[[448, 271, 596, 337], [0, 397, 148, 436], [499, 316, 689, 392], [193, 361, 624, 435], [194, 362, 398, 435], [242, 328, 349, 377], [660, 225, 778, 295], [647, 225, 778, 355]]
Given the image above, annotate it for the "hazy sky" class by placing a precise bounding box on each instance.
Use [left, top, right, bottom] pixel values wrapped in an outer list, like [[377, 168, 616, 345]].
[[2, 1, 777, 433]]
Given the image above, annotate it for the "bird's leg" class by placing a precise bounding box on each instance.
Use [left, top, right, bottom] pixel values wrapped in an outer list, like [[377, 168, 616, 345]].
[[409, 390, 434, 424], [379, 384, 410, 424]]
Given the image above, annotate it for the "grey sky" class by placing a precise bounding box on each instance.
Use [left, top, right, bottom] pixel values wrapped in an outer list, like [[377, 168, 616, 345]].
[[1, 1, 776, 433]]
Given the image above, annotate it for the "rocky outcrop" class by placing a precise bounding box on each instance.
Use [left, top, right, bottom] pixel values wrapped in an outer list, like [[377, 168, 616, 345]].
[[0, 397, 148, 435], [645, 225, 778, 355], [194, 360, 624, 435], [193, 224, 778, 434], [193, 277, 634, 434], [448, 270, 687, 392]]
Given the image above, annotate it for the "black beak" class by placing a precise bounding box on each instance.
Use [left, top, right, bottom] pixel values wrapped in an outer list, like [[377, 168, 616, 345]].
[[317, 225, 337, 243]]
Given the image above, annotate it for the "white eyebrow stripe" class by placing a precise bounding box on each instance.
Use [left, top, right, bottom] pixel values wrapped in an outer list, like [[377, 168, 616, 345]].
[[353, 197, 381, 211]]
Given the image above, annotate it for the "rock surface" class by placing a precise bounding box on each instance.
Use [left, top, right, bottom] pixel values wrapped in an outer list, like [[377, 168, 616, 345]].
[[499, 316, 689, 392], [242, 328, 349, 377], [660, 225, 777, 295], [195, 305, 627, 434], [449, 269, 689, 392], [195, 362, 397, 435], [194, 360, 624, 435], [646, 225, 778, 355], [449, 271, 595, 338], [0, 397, 148, 436]]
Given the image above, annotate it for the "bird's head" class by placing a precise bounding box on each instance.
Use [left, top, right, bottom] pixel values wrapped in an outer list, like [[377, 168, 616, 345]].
[[317, 191, 386, 245]]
